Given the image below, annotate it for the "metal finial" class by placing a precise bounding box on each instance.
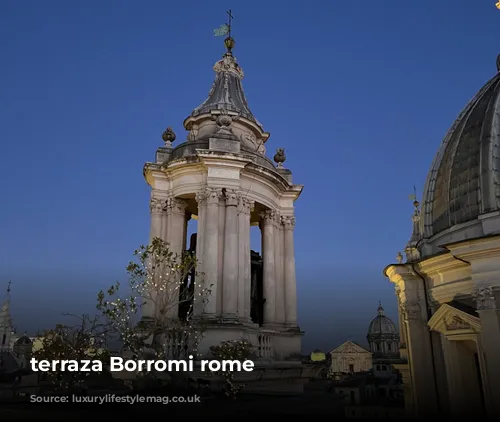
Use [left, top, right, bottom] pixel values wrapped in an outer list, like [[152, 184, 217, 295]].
[[6, 281, 11, 294], [409, 185, 419, 208]]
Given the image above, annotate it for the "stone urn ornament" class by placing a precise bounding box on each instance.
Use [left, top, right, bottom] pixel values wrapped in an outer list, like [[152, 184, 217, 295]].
[[162, 127, 176, 147], [274, 148, 286, 169], [215, 111, 233, 136]]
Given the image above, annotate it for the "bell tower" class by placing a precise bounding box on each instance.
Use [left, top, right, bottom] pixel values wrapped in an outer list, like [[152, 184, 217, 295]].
[[143, 18, 304, 361]]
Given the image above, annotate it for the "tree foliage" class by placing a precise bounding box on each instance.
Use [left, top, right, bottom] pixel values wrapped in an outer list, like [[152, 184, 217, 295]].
[[97, 238, 211, 365], [209, 340, 254, 398], [31, 314, 109, 391]]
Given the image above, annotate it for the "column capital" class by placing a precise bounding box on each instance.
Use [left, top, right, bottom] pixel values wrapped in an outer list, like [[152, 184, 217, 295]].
[[473, 285, 497, 310], [224, 189, 239, 207], [149, 197, 165, 215], [281, 215, 296, 230], [195, 190, 207, 207], [238, 196, 254, 214], [260, 209, 277, 225], [165, 196, 188, 214], [206, 187, 223, 205], [400, 301, 422, 321]]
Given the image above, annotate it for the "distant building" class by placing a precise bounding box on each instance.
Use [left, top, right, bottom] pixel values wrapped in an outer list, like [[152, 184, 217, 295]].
[[329, 304, 404, 418], [0, 285, 32, 377], [310, 349, 326, 362], [367, 303, 401, 378], [329, 341, 372, 376]]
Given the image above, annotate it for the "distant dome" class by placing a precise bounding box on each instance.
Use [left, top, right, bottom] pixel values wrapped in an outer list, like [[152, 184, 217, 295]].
[[367, 304, 398, 339], [421, 57, 500, 241]]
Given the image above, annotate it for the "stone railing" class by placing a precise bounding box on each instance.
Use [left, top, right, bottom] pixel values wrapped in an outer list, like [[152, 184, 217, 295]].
[[257, 333, 273, 359], [162, 329, 191, 359]]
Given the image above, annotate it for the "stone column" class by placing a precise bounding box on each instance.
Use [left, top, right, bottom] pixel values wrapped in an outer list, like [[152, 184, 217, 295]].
[[193, 190, 207, 317], [164, 197, 188, 319], [203, 188, 222, 318], [166, 197, 188, 255], [238, 197, 253, 321], [161, 204, 169, 242], [274, 213, 286, 324], [143, 193, 166, 319], [261, 210, 276, 325], [282, 215, 297, 326], [217, 194, 226, 315], [149, 195, 164, 241], [222, 189, 239, 320], [474, 285, 500, 417]]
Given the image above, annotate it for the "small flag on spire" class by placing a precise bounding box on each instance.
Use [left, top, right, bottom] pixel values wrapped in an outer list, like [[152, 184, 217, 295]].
[[213, 24, 230, 36]]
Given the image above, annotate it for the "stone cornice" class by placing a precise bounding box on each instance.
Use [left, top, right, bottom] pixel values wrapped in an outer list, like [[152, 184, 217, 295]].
[[442, 234, 500, 261], [416, 250, 469, 276]]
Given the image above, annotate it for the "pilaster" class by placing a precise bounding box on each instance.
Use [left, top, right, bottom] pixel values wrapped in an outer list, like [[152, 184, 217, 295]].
[[385, 265, 439, 416], [473, 285, 500, 416]]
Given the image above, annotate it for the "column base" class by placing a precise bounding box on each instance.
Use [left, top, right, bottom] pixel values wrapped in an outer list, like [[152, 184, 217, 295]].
[[220, 314, 239, 323]]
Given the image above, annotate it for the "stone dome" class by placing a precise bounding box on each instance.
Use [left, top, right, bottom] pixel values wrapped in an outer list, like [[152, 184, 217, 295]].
[[367, 304, 398, 339], [420, 57, 500, 244]]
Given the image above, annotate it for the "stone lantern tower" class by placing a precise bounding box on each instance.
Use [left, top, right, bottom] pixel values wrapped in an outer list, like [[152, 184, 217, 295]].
[[143, 34, 303, 361]]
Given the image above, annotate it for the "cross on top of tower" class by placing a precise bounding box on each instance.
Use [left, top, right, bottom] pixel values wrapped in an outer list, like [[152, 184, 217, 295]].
[[226, 9, 234, 33]]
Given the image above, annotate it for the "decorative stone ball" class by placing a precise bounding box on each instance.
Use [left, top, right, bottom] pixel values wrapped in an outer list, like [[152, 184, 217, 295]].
[[216, 114, 232, 128], [274, 148, 286, 164], [162, 127, 176, 143]]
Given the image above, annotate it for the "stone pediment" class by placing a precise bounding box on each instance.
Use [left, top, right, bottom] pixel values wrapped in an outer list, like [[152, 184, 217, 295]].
[[427, 303, 481, 338], [330, 340, 370, 355]]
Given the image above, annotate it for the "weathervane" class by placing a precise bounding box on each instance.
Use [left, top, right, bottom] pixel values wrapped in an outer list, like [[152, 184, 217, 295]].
[[213, 10, 235, 53]]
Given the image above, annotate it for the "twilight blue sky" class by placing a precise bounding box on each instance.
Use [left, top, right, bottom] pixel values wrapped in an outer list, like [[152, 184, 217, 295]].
[[1, 1, 499, 352]]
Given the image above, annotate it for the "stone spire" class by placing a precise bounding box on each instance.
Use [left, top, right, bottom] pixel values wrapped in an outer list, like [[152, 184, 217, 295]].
[[0, 282, 14, 351], [190, 27, 261, 127], [0, 282, 12, 328], [404, 187, 422, 262]]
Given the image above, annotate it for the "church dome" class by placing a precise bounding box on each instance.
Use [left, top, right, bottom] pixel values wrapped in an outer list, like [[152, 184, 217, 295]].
[[367, 304, 398, 339], [420, 56, 500, 241]]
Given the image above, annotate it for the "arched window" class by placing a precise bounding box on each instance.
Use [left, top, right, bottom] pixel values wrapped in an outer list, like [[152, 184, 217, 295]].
[[1, 334, 6, 345]]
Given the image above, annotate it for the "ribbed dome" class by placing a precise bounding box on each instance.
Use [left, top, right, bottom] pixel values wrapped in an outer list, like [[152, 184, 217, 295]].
[[367, 304, 398, 337], [421, 59, 500, 239]]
